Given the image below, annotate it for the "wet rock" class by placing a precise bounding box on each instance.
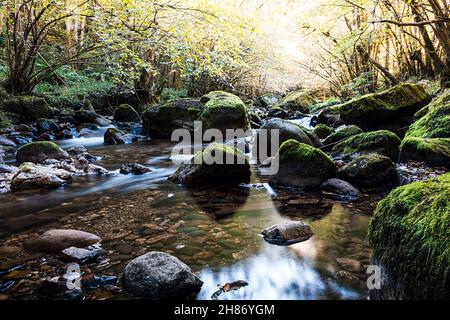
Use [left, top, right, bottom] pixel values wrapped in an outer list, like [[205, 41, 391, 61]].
[[336, 258, 365, 273], [23, 229, 101, 253], [317, 108, 344, 128], [16, 141, 69, 164], [81, 273, 118, 289], [320, 178, 360, 198], [269, 140, 336, 188], [323, 125, 364, 147], [74, 110, 97, 124], [94, 116, 113, 127], [399, 137, 450, 168], [0, 164, 18, 174], [61, 245, 104, 263], [0, 135, 16, 147], [313, 124, 334, 140], [267, 107, 289, 119], [36, 118, 61, 133], [120, 163, 152, 175], [170, 143, 250, 186], [84, 164, 109, 175], [104, 128, 136, 145], [123, 251, 203, 299], [338, 154, 397, 188], [55, 129, 73, 140], [11, 162, 72, 189], [67, 145, 88, 156], [114, 104, 140, 122], [261, 221, 314, 245]]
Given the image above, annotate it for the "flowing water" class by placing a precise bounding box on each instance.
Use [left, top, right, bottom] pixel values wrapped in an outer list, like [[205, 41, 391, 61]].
[[0, 130, 374, 300]]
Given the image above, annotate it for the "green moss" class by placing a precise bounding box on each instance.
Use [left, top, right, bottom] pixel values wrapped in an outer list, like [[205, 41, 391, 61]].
[[405, 89, 450, 138], [18, 141, 60, 154], [313, 124, 334, 139], [368, 173, 450, 298], [323, 125, 363, 145], [279, 139, 333, 164], [16, 141, 66, 163], [275, 91, 316, 113], [331, 130, 401, 161], [399, 137, 450, 168], [193, 143, 248, 165], [2, 96, 53, 121], [309, 97, 341, 113]]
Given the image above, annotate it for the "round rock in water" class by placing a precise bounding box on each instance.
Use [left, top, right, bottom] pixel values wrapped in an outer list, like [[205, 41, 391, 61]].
[[261, 221, 314, 246], [123, 252, 203, 299]]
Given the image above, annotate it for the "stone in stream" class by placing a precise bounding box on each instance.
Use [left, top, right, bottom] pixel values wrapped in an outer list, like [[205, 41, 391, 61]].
[[0, 135, 16, 147], [23, 229, 101, 253], [104, 128, 136, 145], [74, 110, 97, 124], [61, 245, 104, 263], [399, 137, 450, 169], [122, 252, 203, 299], [94, 116, 113, 127], [338, 154, 397, 188], [113, 104, 140, 122], [16, 141, 69, 164], [261, 221, 314, 246], [313, 124, 334, 140], [0, 164, 18, 174], [317, 108, 344, 128], [274, 90, 316, 113], [36, 118, 61, 133], [11, 162, 72, 189], [267, 107, 289, 119], [323, 125, 364, 147], [120, 163, 152, 175], [169, 143, 251, 186], [320, 178, 360, 198], [269, 139, 336, 189]]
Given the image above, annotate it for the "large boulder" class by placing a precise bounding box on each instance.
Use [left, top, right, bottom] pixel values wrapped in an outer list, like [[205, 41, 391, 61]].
[[275, 91, 316, 113], [261, 221, 314, 246], [332, 83, 431, 131], [269, 140, 336, 188], [338, 154, 397, 188], [169, 143, 251, 186], [320, 178, 360, 198], [323, 125, 364, 146], [113, 104, 140, 122], [142, 99, 204, 138], [23, 229, 101, 253], [2, 96, 53, 121], [405, 89, 450, 138], [399, 137, 450, 168], [199, 91, 251, 132], [11, 162, 72, 189], [73, 110, 97, 124], [331, 130, 401, 161], [368, 173, 450, 299], [16, 141, 69, 164], [313, 124, 334, 139], [36, 118, 61, 133], [122, 252, 203, 299]]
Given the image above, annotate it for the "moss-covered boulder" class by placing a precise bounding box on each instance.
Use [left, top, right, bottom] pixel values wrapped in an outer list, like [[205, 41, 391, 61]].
[[368, 173, 450, 299], [104, 128, 136, 145], [323, 125, 363, 146], [399, 137, 450, 168], [405, 89, 450, 138], [338, 154, 397, 188], [113, 104, 140, 122], [142, 99, 204, 138], [199, 91, 251, 132], [2, 96, 53, 122], [331, 130, 401, 161], [169, 143, 251, 186], [275, 91, 316, 113], [313, 124, 334, 139], [332, 83, 431, 131], [269, 140, 336, 188], [16, 142, 69, 164]]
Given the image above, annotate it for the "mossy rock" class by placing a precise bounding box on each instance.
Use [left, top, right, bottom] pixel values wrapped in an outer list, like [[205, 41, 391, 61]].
[[104, 128, 136, 145], [113, 104, 140, 122], [199, 91, 251, 132], [270, 139, 336, 188], [323, 125, 364, 146], [74, 109, 97, 124], [368, 173, 450, 299], [331, 130, 401, 161], [313, 124, 334, 139], [36, 118, 61, 133], [2, 96, 54, 122], [142, 99, 205, 139], [332, 83, 431, 131], [405, 89, 450, 138], [309, 98, 341, 113], [169, 143, 251, 186], [399, 137, 450, 168], [338, 154, 397, 188], [275, 91, 316, 113], [16, 141, 69, 164]]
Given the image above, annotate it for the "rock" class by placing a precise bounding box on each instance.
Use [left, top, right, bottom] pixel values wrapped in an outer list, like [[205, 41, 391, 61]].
[[94, 116, 113, 127], [269, 140, 336, 188], [67, 145, 88, 156], [120, 163, 152, 175], [331, 130, 401, 161], [199, 91, 251, 132], [261, 221, 314, 245], [23, 229, 101, 253], [332, 83, 431, 131], [11, 162, 72, 189], [74, 110, 97, 124], [0, 136, 16, 147], [335, 270, 363, 286], [317, 108, 344, 127], [267, 107, 289, 119], [81, 273, 118, 289], [336, 258, 365, 273], [313, 124, 334, 139], [338, 154, 397, 188], [104, 128, 136, 145], [275, 91, 316, 113], [113, 104, 140, 122], [368, 173, 450, 299], [2, 96, 53, 121], [84, 164, 109, 175], [61, 245, 104, 263], [36, 118, 61, 133], [405, 89, 450, 138], [0, 164, 18, 174], [122, 252, 203, 299], [170, 143, 250, 186], [323, 125, 364, 146], [399, 137, 450, 169], [16, 141, 69, 164], [320, 178, 360, 198]]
